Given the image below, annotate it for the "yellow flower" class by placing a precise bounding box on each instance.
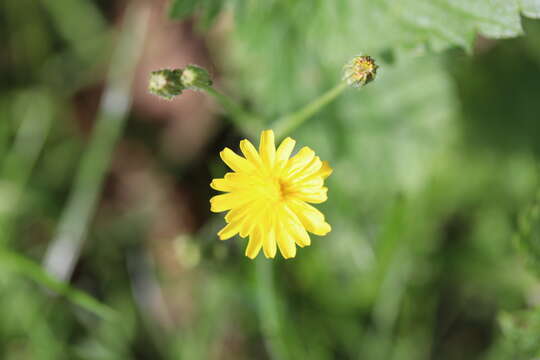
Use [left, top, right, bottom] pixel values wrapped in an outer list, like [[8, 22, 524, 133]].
[[210, 130, 332, 259]]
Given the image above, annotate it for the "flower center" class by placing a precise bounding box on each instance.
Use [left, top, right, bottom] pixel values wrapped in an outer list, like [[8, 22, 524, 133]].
[[264, 177, 291, 202]]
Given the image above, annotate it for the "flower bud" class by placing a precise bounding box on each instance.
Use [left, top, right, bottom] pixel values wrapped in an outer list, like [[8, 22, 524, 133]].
[[343, 55, 378, 88], [148, 69, 185, 100], [181, 65, 213, 90]]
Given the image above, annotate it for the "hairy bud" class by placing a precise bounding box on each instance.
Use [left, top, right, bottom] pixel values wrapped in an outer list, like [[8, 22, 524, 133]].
[[343, 55, 378, 88], [148, 69, 185, 100], [181, 65, 213, 90]]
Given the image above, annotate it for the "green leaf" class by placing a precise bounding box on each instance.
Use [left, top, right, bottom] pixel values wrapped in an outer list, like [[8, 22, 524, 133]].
[[520, 0, 540, 17], [169, 0, 225, 27], [198, 0, 225, 28], [170, 0, 540, 53], [169, 0, 198, 20]]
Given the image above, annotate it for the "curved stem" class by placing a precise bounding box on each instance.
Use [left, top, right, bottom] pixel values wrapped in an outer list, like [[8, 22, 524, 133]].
[[201, 85, 262, 138], [272, 82, 348, 139]]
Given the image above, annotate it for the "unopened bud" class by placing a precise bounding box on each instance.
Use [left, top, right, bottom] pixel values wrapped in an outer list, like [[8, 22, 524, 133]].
[[148, 69, 184, 100], [181, 65, 212, 90], [343, 55, 378, 88]]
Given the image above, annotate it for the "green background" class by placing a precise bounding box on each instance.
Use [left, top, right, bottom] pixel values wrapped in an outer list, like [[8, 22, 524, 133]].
[[1, 0, 540, 358]]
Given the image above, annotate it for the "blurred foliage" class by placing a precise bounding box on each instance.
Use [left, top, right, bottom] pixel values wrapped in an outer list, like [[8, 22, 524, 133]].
[[2, 0, 540, 359], [489, 308, 540, 358], [515, 180, 540, 277], [177, 0, 540, 118], [172, 0, 540, 52]]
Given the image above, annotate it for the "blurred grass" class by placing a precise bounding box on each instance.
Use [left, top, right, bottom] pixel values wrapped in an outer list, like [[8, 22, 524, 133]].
[[43, 0, 150, 283], [0, 248, 117, 321], [1, 0, 540, 359]]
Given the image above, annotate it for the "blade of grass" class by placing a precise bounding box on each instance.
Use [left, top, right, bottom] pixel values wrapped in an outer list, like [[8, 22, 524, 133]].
[[0, 247, 117, 321], [0, 91, 53, 245], [43, 2, 150, 282]]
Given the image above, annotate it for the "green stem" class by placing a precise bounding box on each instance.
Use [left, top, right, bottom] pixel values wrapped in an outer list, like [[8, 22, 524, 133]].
[[0, 248, 117, 321], [201, 85, 262, 138], [255, 259, 289, 360], [273, 82, 348, 139]]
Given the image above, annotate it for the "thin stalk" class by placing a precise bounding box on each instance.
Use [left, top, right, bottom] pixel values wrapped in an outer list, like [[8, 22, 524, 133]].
[[273, 82, 348, 139], [255, 259, 290, 360], [0, 248, 117, 321], [43, 2, 150, 282], [201, 85, 262, 138], [0, 92, 53, 245]]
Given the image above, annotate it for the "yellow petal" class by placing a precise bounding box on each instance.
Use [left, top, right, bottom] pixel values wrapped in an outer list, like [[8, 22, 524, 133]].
[[317, 161, 333, 179], [220, 148, 255, 173], [239, 214, 257, 238], [294, 187, 328, 204], [224, 201, 255, 223], [210, 178, 237, 192], [276, 137, 296, 161], [287, 177, 324, 192], [218, 222, 241, 240], [274, 137, 296, 174], [290, 156, 322, 183], [287, 199, 331, 236], [262, 227, 277, 258], [259, 130, 276, 168], [240, 139, 262, 167], [289, 223, 311, 247], [283, 147, 315, 179], [234, 200, 268, 235], [298, 161, 331, 185], [210, 192, 251, 212], [276, 216, 297, 259], [245, 227, 263, 259], [282, 206, 311, 247], [224, 172, 259, 187]]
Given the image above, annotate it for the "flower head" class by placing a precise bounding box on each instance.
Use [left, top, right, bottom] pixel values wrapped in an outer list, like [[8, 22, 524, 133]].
[[181, 65, 212, 89], [148, 69, 185, 100], [343, 55, 378, 88], [210, 130, 332, 259]]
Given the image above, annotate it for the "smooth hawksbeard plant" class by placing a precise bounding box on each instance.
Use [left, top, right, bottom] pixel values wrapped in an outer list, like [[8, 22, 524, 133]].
[[210, 130, 332, 259], [148, 56, 378, 259]]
